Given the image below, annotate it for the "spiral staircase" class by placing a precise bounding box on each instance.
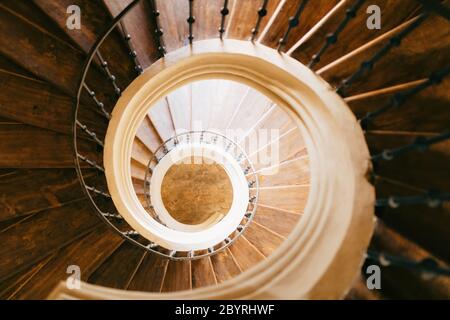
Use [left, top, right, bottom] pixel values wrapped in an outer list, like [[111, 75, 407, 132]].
[[0, 0, 449, 300]]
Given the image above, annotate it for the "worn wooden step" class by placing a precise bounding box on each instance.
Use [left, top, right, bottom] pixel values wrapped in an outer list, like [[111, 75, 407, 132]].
[[88, 241, 146, 290], [127, 252, 168, 292], [191, 255, 217, 289], [0, 4, 113, 102], [191, 80, 220, 130], [367, 131, 450, 192], [104, 0, 160, 69], [0, 124, 101, 168], [192, 0, 222, 41], [291, 0, 420, 70], [210, 248, 242, 284], [157, 0, 189, 51], [261, 0, 339, 50], [33, 0, 136, 90], [0, 200, 101, 282], [0, 70, 107, 136], [374, 176, 450, 262], [243, 221, 285, 257], [369, 221, 450, 299], [252, 205, 301, 238], [318, 9, 448, 96], [0, 169, 99, 222], [132, 137, 153, 167], [228, 236, 265, 271], [346, 77, 450, 134], [227, 0, 281, 40], [161, 260, 192, 292], [131, 158, 147, 181], [10, 226, 123, 299], [257, 185, 309, 214], [254, 156, 309, 187]]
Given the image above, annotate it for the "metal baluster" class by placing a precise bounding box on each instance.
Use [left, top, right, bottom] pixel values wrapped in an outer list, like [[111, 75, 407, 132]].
[[76, 120, 104, 147], [376, 191, 450, 209], [95, 51, 121, 96], [360, 67, 450, 130], [77, 153, 105, 172], [219, 0, 230, 40], [118, 21, 143, 75], [366, 250, 450, 277], [86, 185, 111, 198], [187, 0, 195, 44], [277, 0, 309, 52], [251, 0, 269, 42], [123, 230, 139, 237], [372, 132, 450, 162], [308, 0, 365, 68], [83, 83, 111, 120], [102, 212, 123, 219], [336, 14, 428, 96], [149, 0, 166, 56]]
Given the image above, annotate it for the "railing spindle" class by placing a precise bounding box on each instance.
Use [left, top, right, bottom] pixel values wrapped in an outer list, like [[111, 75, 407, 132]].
[[187, 0, 195, 44], [149, 0, 166, 56], [278, 0, 309, 52], [308, 0, 365, 68], [219, 0, 230, 40], [95, 51, 121, 96], [251, 0, 269, 42]]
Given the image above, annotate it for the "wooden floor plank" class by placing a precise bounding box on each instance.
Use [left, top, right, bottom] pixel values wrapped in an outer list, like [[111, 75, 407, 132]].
[[127, 252, 168, 292]]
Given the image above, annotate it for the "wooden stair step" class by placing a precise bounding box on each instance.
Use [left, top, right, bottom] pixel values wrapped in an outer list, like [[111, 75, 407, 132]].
[[11, 225, 123, 299], [255, 156, 310, 187], [248, 127, 307, 171], [367, 131, 450, 192], [227, 0, 282, 40], [0, 200, 101, 282], [167, 86, 192, 133], [136, 116, 163, 153], [161, 260, 192, 292], [0, 70, 107, 136], [257, 186, 309, 214], [127, 252, 168, 292], [191, 256, 217, 289], [208, 81, 249, 131], [291, 0, 420, 70], [369, 221, 450, 299], [228, 236, 265, 271], [0, 4, 113, 100], [192, 0, 223, 41], [345, 275, 384, 300], [261, 0, 340, 50], [0, 124, 101, 168], [33, 0, 136, 90], [104, 0, 160, 69], [157, 0, 189, 52], [191, 80, 220, 130], [148, 98, 176, 142], [318, 10, 448, 95], [88, 241, 146, 290], [0, 169, 98, 222], [131, 159, 147, 181], [243, 221, 285, 257], [375, 176, 450, 262], [132, 137, 153, 167], [253, 205, 301, 238], [347, 77, 450, 134], [210, 248, 242, 284], [227, 87, 273, 140]]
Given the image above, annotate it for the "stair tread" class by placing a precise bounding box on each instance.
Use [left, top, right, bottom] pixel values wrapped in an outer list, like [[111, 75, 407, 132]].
[[210, 248, 242, 284], [148, 98, 176, 142], [88, 241, 146, 290], [291, 0, 421, 70], [253, 205, 301, 238], [0, 200, 101, 282], [11, 226, 123, 299], [191, 255, 217, 289], [167, 86, 192, 133], [127, 252, 168, 292], [161, 260, 192, 292], [257, 185, 309, 214], [243, 221, 285, 257], [136, 116, 163, 153], [228, 236, 265, 271], [254, 156, 310, 188]]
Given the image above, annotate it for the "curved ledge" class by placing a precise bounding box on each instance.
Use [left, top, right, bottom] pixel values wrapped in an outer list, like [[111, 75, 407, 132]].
[[70, 39, 377, 300]]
